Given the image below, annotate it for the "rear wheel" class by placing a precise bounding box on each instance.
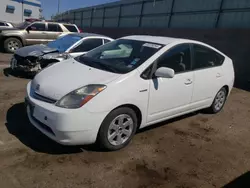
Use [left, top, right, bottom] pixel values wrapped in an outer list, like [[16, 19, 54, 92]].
[[207, 87, 227, 114], [4, 38, 23, 53], [97, 107, 138, 151]]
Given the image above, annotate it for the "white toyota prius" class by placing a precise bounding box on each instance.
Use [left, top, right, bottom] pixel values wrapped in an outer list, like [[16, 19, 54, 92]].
[[26, 35, 235, 150]]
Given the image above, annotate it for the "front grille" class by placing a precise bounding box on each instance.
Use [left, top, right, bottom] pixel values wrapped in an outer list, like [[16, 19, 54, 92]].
[[33, 92, 57, 104], [14, 54, 26, 65], [32, 115, 55, 136], [14, 54, 37, 66]]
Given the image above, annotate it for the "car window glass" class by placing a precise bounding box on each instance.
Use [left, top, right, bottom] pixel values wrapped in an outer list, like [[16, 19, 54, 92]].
[[48, 23, 63, 32], [63, 24, 78, 32], [104, 39, 111, 44], [72, 39, 103, 52], [47, 34, 82, 53], [76, 39, 163, 74], [157, 44, 191, 74], [193, 44, 225, 70], [0, 22, 6, 26], [28, 23, 46, 31]]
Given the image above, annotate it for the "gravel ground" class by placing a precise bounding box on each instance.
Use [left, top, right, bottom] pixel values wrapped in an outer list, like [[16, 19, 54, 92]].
[[1, 66, 250, 188]]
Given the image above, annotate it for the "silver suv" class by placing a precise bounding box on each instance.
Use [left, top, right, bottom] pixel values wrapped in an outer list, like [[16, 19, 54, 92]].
[[0, 21, 80, 53]]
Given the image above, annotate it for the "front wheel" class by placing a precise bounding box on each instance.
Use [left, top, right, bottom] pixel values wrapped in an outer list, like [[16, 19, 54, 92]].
[[4, 38, 23, 53], [207, 87, 227, 114], [97, 107, 138, 151]]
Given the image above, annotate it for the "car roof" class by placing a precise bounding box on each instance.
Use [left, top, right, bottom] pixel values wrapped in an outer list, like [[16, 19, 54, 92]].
[[69, 32, 110, 39], [121, 35, 226, 57], [121, 35, 196, 45], [32, 21, 76, 25]]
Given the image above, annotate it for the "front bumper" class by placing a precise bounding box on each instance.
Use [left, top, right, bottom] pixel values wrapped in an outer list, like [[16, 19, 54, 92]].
[[26, 82, 109, 145], [10, 56, 40, 73]]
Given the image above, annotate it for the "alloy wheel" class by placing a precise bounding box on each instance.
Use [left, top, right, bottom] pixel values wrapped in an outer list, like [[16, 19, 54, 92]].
[[107, 114, 134, 146]]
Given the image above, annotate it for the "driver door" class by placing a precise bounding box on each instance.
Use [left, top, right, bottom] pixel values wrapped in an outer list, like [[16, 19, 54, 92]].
[[26, 23, 47, 45], [147, 44, 194, 123]]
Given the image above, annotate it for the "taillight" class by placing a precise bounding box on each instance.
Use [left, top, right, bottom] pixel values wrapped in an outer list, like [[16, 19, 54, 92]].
[[79, 28, 83, 33]]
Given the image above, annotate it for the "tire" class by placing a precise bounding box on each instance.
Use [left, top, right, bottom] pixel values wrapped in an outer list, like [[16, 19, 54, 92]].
[[97, 107, 138, 151], [206, 87, 227, 114], [4, 38, 23, 53]]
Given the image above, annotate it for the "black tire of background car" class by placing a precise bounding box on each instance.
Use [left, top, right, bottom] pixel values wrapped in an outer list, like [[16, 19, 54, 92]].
[[97, 107, 138, 151], [4, 37, 23, 53]]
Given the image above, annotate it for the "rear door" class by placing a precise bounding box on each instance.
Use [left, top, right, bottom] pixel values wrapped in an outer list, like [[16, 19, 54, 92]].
[[26, 23, 47, 45], [46, 23, 63, 42], [190, 44, 225, 109], [70, 38, 103, 57]]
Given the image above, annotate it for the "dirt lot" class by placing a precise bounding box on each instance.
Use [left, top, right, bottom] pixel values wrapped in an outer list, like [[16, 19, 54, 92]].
[[0, 52, 11, 66], [0, 67, 250, 188]]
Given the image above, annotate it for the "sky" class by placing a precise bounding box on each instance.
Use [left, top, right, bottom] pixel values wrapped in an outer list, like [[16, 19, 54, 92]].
[[40, 0, 119, 19]]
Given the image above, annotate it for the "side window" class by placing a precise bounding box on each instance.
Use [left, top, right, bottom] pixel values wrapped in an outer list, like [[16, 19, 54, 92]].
[[157, 44, 191, 74], [28, 23, 46, 31], [0, 22, 6, 26], [63, 24, 78, 32], [48, 23, 63, 32], [193, 44, 225, 70], [72, 39, 103, 52], [104, 39, 111, 44]]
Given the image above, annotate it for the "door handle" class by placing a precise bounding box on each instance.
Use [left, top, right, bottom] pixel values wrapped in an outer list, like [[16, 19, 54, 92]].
[[216, 73, 222, 78], [185, 79, 192, 85]]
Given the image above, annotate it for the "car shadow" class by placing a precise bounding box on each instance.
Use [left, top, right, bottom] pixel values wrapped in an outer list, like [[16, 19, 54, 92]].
[[137, 111, 198, 134], [3, 68, 33, 79], [223, 171, 250, 188], [5, 102, 207, 154], [5, 102, 99, 154]]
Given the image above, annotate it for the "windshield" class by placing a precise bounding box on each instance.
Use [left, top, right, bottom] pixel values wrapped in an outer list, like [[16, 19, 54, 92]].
[[75, 39, 163, 74], [47, 34, 82, 52]]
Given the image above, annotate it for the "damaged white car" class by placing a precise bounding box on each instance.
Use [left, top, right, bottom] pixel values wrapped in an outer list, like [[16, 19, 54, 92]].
[[10, 33, 113, 75]]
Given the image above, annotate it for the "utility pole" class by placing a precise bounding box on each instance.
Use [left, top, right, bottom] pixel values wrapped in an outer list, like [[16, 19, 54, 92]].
[[22, 0, 24, 22], [58, 0, 60, 14], [58, 0, 61, 21]]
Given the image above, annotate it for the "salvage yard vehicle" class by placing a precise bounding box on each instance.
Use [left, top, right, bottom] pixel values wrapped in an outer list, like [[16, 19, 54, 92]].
[[0, 21, 14, 29], [25, 35, 235, 151], [0, 21, 80, 53], [10, 33, 113, 75]]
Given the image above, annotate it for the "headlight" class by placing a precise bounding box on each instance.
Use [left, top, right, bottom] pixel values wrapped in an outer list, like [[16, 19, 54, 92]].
[[43, 53, 71, 60], [56, 85, 106, 109]]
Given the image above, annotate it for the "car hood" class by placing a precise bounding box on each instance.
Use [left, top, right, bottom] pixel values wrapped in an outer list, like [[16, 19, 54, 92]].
[[0, 28, 20, 31], [15, 44, 58, 57], [32, 59, 121, 100]]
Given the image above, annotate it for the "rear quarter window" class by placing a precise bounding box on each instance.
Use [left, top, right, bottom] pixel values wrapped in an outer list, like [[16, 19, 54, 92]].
[[193, 44, 225, 70], [63, 24, 78, 32]]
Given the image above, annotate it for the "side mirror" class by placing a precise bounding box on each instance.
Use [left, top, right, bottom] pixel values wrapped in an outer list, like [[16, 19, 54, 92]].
[[26, 27, 30, 33], [155, 67, 175, 78]]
